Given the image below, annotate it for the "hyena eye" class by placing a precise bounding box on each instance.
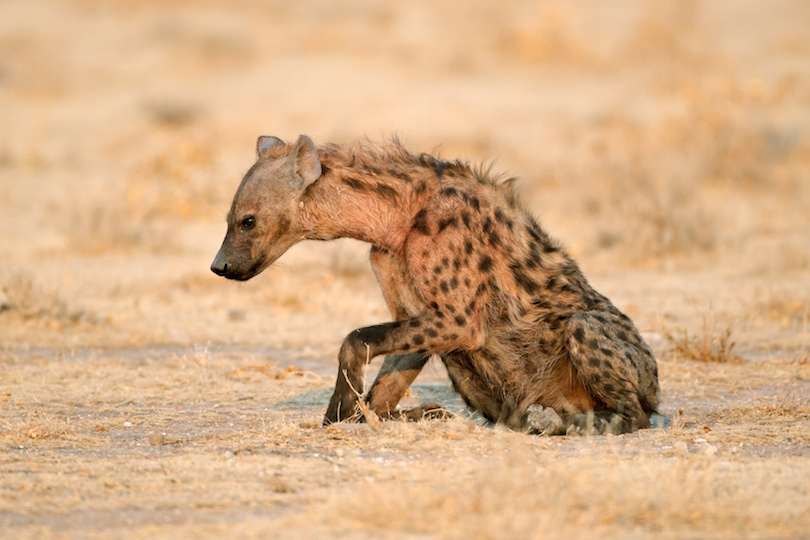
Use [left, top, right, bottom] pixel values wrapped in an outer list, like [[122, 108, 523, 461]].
[[242, 216, 256, 230]]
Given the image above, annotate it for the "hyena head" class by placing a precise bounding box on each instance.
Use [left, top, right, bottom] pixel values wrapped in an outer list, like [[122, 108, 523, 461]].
[[211, 134, 322, 281]]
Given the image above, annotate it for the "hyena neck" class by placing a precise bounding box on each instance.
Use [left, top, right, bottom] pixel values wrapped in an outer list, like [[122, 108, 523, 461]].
[[298, 148, 434, 252]]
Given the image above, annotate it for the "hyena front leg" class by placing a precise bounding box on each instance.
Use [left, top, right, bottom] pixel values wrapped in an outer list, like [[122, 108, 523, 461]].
[[365, 352, 431, 416], [366, 246, 451, 420], [363, 246, 448, 420], [324, 313, 463, 424]]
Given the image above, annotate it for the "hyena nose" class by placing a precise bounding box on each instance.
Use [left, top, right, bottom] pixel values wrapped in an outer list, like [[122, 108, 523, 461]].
[[210, 260, 228, 276]]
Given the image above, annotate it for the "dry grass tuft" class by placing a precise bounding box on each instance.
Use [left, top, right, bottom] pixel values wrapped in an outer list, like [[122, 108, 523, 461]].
[[659, 311, 742, 363], [753, 384, 810, 419], [1, 410, 74, 442], [0, 271, 87, 323]]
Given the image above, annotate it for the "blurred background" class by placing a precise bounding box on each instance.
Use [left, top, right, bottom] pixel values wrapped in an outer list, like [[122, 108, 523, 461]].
[[1, 0, 808, 354]]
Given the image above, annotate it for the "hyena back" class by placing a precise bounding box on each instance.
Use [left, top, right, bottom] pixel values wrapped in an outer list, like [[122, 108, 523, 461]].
[[211, 134, 661, 435]]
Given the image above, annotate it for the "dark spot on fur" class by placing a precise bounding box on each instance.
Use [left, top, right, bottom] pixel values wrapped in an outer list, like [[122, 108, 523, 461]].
[[488, 230, 500, 247], [429, 301, 439, 310], [588, 357, 601, 367], [450, 277, 458, 289], [415, 181, 426, 193], [413, 334, 425, 346], [461, 211, 471, 228], [469, 197, 480, 211], [440, 281, 449, 293], [425, 328, 439, 338], [343, 177, 368, 191], [512, 268, 538, 294], [600, 347, 613, 357], [435, 321, 444, 330], [464, 306, 472, 316], [438, 216, 458, 232], [441, 187, 458, 197], [617, 330, 628, 341], [587, 339, 599, 350], [527, 224, 543, 242], [409, 319, 422, 328], [464, 240, 474, 255], [448, 333, 459, 341], [441, 257, 449, 267], [413, 209, 430, 235], [454, 315, 466, 326], [478, 256, 494, 272], [445, 304, 456, 313], [573, 327, 586, 344], [453, 258, 461, 271], [375, 182, 398, 203], [433, 265, 442, 275], [388, 168, 413, 182], [482, 217, 492, 234]]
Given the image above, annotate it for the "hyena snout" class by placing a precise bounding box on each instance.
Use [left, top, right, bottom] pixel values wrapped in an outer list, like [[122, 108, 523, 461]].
[[211, 246, 240, 279], [210, 257, 229, 277]]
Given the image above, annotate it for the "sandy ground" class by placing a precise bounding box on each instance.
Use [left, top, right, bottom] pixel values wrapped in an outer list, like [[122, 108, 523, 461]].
[[1, 0, 809, 538]]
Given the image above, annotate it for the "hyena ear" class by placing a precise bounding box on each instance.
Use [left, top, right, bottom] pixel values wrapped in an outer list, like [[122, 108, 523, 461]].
[[290, 134, 322, 188], [256, 136, 285, 159]]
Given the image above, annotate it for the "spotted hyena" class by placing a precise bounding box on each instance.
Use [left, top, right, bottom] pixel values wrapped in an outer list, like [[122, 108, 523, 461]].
[[211, 135, 662, 435]]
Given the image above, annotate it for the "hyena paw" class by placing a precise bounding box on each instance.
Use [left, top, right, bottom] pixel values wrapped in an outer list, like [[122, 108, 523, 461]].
[[525, 405, 566, 436], [399, 403, 455, 421], [566, 412, 624, 436], [323, 393, 361, 425]]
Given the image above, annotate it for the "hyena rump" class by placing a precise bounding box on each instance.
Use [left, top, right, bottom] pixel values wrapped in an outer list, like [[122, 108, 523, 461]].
[[211, 134, 662, 435]]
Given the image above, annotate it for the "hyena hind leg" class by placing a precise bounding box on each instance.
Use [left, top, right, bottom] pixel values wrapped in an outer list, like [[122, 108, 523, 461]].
[[565, 311, 659, 434]]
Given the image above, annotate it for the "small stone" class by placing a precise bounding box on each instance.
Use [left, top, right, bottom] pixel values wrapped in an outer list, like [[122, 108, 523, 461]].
[[228, 309, 246, 321], [147, 432, 165, 446]]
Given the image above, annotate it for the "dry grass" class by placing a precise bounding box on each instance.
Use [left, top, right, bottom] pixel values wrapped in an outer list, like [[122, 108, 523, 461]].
[[0, 270, 87, 323], [659, 310, 743, 364], [1, 341, 809, 539]]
